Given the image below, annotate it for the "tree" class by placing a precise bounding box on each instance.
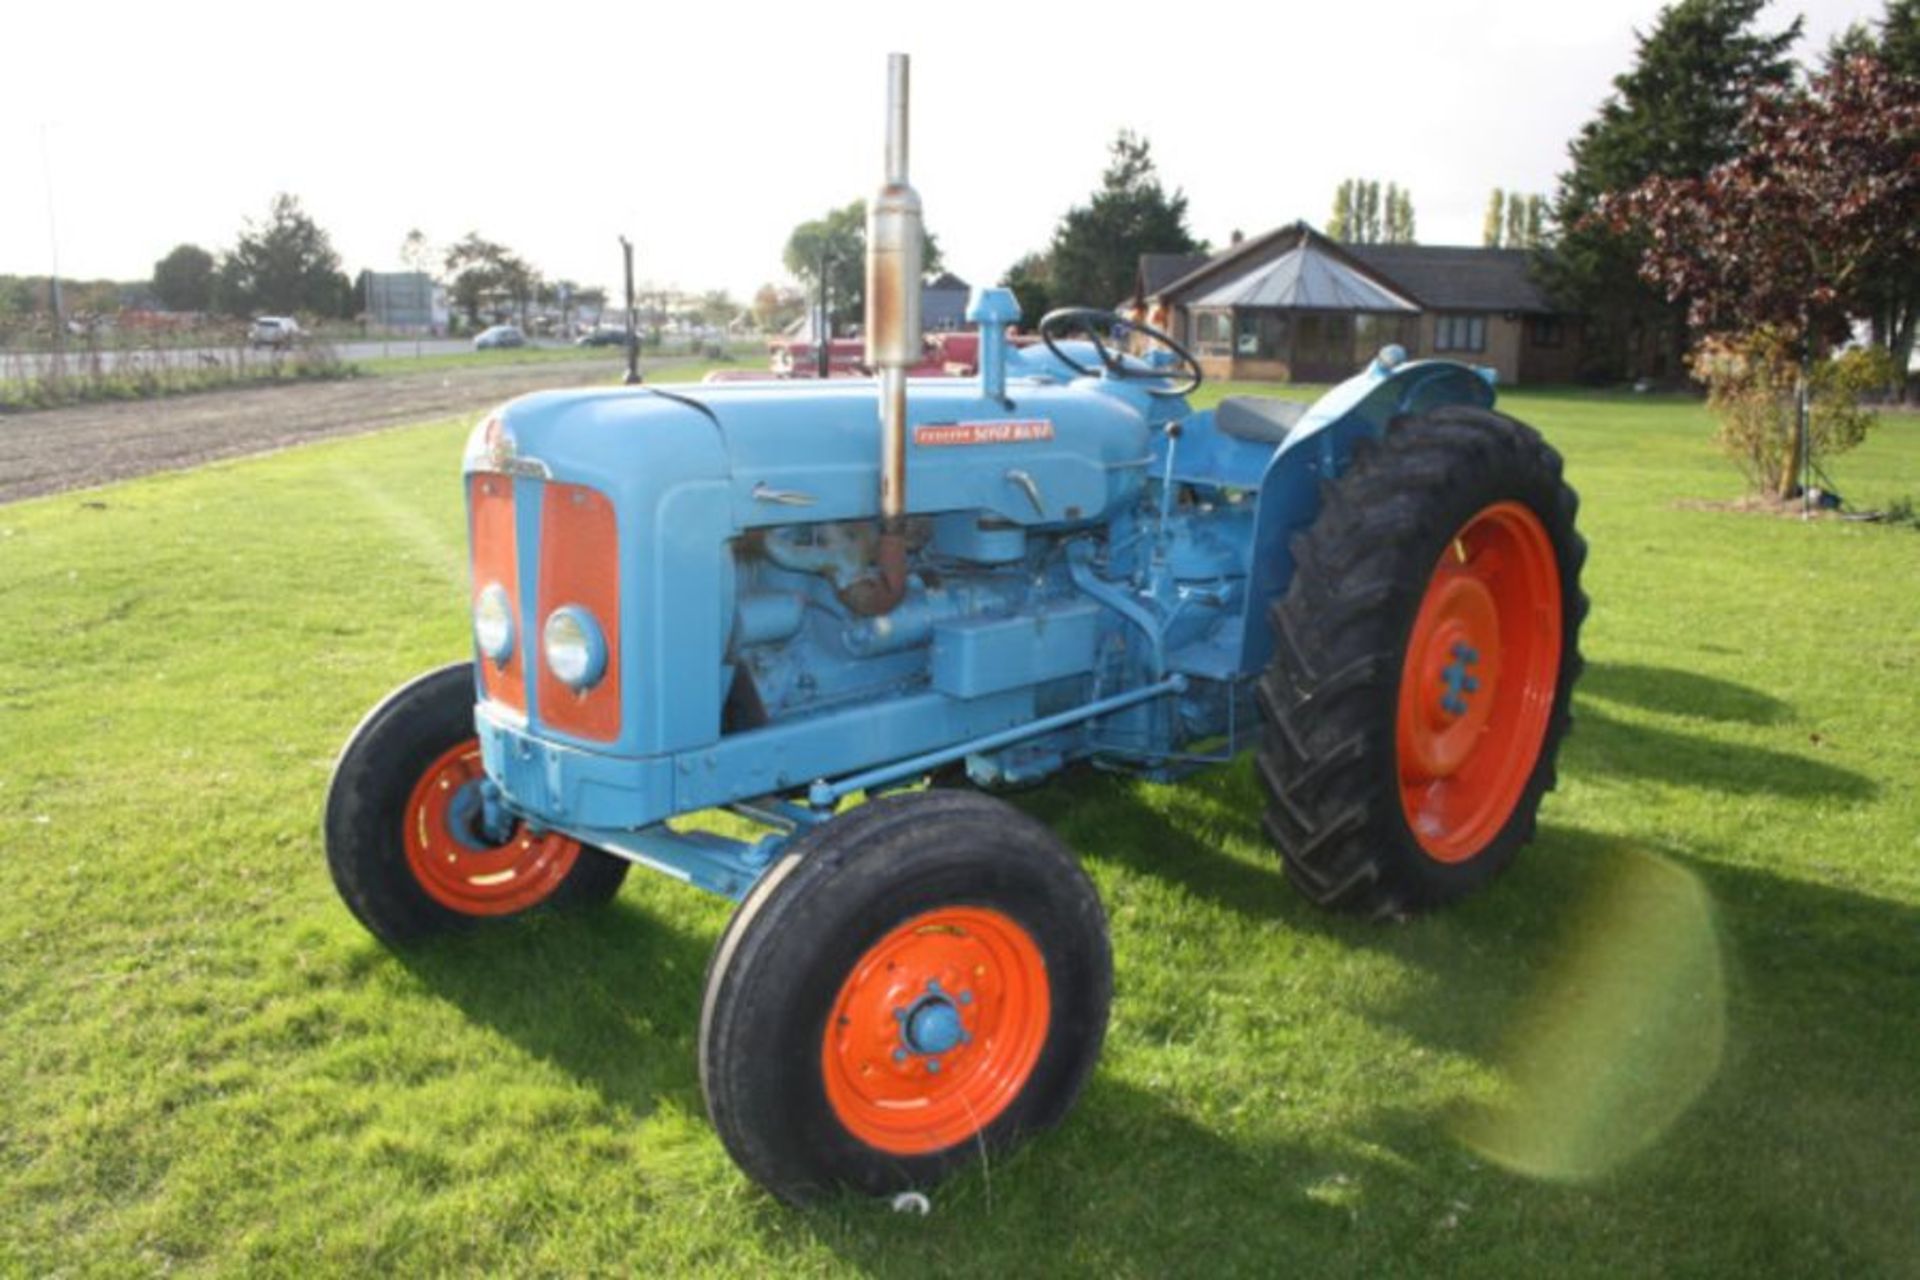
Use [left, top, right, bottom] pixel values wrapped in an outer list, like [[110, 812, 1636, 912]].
[[699, 289, 739, 330], [1487, 192, 1549, 250], [1602, 56, 1920, 495], [1045, 131, 1201, 309], [1383, 185, 1417, 244], [1000, 253, 1054, 330], [751, 282, 804, 332], [1328, 179, 1355, 240], [152, 243, 215, 312], [443, 233, 533, 329], [1544, 0, 1801, 379], [1828, 0, 1920, 383], [783, 201, 943, 332], [214, 193, 346, 317], [1331, 177, 1413, 244], [1483, 189, 1507, 247]]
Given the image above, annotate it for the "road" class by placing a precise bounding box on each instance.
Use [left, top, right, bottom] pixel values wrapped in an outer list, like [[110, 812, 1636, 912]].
[[0, 337, 602, 377], [0, 355, 664, 505]]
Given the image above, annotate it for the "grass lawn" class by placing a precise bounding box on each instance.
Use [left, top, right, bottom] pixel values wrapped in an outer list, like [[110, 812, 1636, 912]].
[[2, 377, 1916, 1275]]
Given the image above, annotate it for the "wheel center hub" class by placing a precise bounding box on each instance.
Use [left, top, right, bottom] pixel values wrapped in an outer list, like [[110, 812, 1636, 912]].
[[1439, 641, 1482, 718], [1405, 572, 1503, 778], [903, 997, 964, 1056]]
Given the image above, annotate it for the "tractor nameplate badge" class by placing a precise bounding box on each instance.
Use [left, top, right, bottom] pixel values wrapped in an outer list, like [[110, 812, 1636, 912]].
[[913, 420, 1055, 447]]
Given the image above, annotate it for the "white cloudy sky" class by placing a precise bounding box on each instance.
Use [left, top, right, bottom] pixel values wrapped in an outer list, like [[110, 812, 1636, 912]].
[[0, 0, 1881, 301]]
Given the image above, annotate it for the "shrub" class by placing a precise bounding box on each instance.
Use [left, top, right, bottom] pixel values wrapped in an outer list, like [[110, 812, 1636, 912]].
[[1690, 330, 1893, 497]]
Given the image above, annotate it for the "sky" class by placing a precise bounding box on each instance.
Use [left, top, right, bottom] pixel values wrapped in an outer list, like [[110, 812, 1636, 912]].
[[0, 0, 1884, 304]]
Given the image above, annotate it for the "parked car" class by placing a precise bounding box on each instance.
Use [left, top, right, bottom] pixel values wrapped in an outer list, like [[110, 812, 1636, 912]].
[[248, 316, 300, 349], [473, 325, 527, 350], [576, 327, 634, 348]]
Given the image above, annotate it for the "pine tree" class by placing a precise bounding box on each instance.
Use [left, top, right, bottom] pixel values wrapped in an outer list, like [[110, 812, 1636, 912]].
[[1483, 189, 1507, 247], [1045, 132, 1200, 309], [1543, 0, 1801, 378]]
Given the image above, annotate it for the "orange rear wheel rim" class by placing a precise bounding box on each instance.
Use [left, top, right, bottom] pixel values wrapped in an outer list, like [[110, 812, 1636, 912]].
[[822, 906, 1051, 1155], [403, 739, 581, 915], [1396, 501, 1563, 863]]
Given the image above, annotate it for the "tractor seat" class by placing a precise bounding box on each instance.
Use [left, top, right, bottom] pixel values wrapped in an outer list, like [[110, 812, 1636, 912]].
[[1215, 396, 1308, 446]]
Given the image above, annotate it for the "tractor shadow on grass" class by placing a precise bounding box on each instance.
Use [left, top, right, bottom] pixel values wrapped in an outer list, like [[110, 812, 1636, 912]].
[[397, 896, 721, 1119], [1566, 700, 1874, 800], [856, 801, 1920, 1274], [1578, 660, 1790, 725]]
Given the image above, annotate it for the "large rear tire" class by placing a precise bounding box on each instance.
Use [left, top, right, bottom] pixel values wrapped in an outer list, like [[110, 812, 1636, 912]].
[[699, 790, 1111, 1203], [324, 662, 629, 946], [1255, 406, 1586, 916]]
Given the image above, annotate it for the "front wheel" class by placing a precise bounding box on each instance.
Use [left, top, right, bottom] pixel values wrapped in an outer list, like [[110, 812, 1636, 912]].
[[699, 790, 1112, 1203], [324, 662, 629, 946], [1256, 405, 1586, 916]]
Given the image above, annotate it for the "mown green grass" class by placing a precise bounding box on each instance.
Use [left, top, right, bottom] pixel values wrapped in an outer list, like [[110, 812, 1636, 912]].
[[2, 380, 1916, 1276]]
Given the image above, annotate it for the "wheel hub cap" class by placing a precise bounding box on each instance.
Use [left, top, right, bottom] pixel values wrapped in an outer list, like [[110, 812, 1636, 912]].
[[1395, 503, 1564, 864], [821, 906, 1050, 1155]]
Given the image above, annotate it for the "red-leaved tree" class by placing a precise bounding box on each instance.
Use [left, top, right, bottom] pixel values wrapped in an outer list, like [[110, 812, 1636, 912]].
[[1602, 55, 1920, 497]]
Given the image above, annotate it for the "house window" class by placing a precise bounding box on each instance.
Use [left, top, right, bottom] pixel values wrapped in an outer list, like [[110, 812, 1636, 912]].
[[1434, 313, 1488, 353], [1355, 314, 1419, 361], [1237, 311, 1290, 359], [1192, 310, 1235, 356], [1530, 316, 1565, 348]]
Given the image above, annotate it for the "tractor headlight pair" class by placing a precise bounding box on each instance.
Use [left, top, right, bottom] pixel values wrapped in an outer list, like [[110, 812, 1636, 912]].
[[473, 587, 607, 691]]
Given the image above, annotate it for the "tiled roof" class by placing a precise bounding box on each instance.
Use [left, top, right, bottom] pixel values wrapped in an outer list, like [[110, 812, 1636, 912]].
[[1346, 245, 1555, 314]]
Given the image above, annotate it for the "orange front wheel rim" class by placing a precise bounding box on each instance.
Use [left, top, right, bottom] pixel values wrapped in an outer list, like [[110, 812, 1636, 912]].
[[1397, 501, 1563, 863], [402, 739, 581, 915], [822, 906, 1051, 1155]]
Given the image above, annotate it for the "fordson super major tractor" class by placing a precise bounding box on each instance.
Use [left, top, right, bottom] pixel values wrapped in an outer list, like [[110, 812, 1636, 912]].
[[325, 55, 1586, 1204]]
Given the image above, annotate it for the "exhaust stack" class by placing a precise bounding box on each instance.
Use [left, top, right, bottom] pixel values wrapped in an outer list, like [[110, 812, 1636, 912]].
[[856, 52, 922, 615]]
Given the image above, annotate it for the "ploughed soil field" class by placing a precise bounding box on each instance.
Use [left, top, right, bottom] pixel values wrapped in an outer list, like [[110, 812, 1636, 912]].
[[0, 359, 636, 505]]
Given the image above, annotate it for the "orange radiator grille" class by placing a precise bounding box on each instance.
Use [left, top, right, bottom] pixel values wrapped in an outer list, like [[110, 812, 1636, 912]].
[[468, 473, 525, 714], [537, 482, 622, 742]]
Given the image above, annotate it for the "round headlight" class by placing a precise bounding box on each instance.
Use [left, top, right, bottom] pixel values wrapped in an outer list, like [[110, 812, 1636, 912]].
[[543, 606, 607, 689], [474, 583, 514, 663]]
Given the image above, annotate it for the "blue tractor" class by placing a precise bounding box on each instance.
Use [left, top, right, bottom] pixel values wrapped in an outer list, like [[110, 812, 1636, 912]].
[[325, 56, 1585, 1203]]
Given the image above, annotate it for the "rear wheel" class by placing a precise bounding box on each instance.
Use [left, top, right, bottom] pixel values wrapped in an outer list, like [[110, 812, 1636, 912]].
[[699, 790, 1111, 1203], [1255, 406, 1586, 916], [324, 662, 629, 946]]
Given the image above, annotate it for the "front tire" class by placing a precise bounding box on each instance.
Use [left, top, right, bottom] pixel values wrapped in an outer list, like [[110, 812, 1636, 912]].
[[324, 662, 629, 946], [1255, 406, 1586, 916], [699, 790, 1112, 1203]]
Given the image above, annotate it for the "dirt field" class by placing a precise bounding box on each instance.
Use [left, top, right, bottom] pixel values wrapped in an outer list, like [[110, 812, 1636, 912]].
[[0, 359, 636, 505]]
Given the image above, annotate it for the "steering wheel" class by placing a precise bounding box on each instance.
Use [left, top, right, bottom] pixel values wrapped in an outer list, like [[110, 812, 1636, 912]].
[[1038, 307, 1203, 397]]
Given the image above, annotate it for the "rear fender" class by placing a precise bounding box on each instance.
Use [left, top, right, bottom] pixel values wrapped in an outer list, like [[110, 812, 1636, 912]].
[[1234, 358, 1496, 672]]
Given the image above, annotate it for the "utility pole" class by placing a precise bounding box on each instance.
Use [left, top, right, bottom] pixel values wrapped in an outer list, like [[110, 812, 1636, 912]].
[[39, 124, 65, 361], [619, 235, 642, 385]]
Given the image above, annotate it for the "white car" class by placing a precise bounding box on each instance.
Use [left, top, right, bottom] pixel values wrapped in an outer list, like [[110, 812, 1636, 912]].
[[473, 324, 528, 350], [248, 316, 300, 349]]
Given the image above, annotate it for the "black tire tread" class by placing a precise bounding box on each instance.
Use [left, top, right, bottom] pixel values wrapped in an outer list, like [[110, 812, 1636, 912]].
[[1253, 406, 1587, 917], [323, 662, 629, 946], [698, 789, 1112, 1203]]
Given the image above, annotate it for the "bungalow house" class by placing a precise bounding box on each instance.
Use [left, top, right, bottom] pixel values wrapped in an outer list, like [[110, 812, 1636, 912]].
[[1126, 223, 1581, 385]]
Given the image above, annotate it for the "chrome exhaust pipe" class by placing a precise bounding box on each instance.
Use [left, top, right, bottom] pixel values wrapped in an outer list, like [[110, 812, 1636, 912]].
[[857, 52, 922, 615]]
